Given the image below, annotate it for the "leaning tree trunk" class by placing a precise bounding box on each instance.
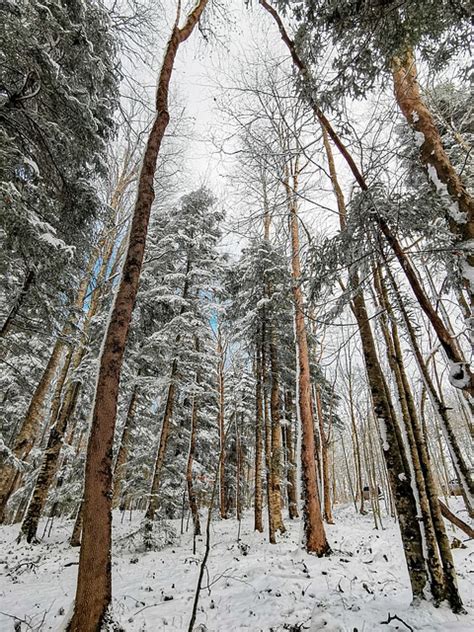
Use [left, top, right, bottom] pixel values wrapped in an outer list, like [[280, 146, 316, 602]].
[[0, 258, 95, 521], [0, 205, 122, 523], [321, 122, 428, 600], [375, 266, 463, 612], [260, 0, 474, 409], [19, 375, 81, 542], [285, 161, 330, 556], [386, 266, 474, 517], [373, 269, 452, 606], [0, 340, 64, 522], [67, 4, 209, 630], [19, 222, 119, 541], [392, 49, 474, 335]]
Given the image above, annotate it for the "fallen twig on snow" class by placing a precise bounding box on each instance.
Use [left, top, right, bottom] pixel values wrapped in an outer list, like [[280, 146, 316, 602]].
[[381, 612, 414, 631]]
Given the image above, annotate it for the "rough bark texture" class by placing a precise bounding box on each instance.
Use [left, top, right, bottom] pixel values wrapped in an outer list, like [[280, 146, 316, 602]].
[[320, 123, 428, 598], [19, 372, 81, 542], [386, 267, 474, 516], [385, 276, 463, 611], [67, 4, 208, 629], [70, 501, 83, 547], [350, 286, 428, 599], [374, 268, 463, 610]]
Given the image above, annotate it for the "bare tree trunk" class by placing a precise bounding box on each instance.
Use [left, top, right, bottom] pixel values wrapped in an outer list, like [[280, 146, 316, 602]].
[[0, 341, 65, 522], [320, 118, 428, 597], [186, 392, 201, 536], [284, 390, 299, 519], [186, 344, 201, 537], [378, 268, 463, 612], [19, 218, 120, 542], [217, 327, 227, 520], [386, 267, 474, 517], [236, 413, 243, 523], [439, 501, 474, 539], [112, 385, 139, 507], [19, 366, 82, 542], [346, 355, 365, 514], [268, 323, 286, 534], [0, 256, 95, 521], [285, 162, 330, 556], [67, 4, 209, 629], [374, 267, 462, 610], [144, 364, 177, 527], [340, 434, 357, 513], [315, 386, 334, 524], [262, 325, 276, 543], [70, 501, 83, 547], [254, 345, 264, 532], [1, 268, 35, 337]]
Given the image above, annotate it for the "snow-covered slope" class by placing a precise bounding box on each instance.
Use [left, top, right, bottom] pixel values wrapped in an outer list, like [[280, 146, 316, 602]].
[[0, 502, 472, 631]]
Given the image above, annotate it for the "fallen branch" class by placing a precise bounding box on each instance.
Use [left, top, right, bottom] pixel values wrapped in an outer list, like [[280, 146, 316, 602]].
[[439, 500, 474, 538], [381, 613, 413, 632]]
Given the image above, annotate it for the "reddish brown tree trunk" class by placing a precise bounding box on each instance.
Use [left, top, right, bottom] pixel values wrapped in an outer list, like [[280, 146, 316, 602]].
[[392, 49, 473, 319], [67, 4, 209, 629], [285, 162, 330, 556]]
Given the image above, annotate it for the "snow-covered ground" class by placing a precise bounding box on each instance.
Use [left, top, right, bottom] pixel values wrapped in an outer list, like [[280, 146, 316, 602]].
[[0, 502, 472, 631]]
